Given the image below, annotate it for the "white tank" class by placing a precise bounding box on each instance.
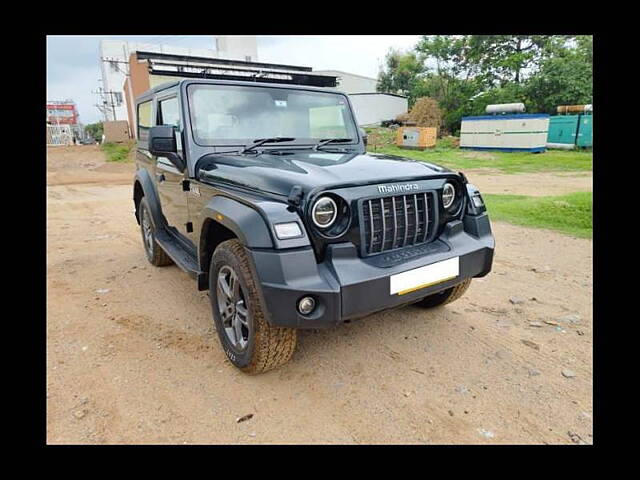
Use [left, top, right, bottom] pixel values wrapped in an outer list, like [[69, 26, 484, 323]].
[[485, 103, 525, 114]]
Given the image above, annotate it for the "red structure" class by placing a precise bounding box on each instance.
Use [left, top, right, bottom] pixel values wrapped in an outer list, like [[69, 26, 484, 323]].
[[46, 101, 79, 125]]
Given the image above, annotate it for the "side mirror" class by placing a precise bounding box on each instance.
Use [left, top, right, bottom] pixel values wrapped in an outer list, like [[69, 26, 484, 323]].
[[359, 127, 368, 148], [149, 125, 185, 171]]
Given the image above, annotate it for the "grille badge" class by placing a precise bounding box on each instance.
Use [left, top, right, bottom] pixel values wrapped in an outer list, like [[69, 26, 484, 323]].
[[377, 183, 420, 194]]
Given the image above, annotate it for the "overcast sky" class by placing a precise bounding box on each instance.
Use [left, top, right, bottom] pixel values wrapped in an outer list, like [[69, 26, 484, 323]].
[[46, 35, 422, 125]]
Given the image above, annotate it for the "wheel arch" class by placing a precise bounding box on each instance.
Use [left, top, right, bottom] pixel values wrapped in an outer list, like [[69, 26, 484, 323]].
[[197, 196, 275, 290], [133, 169, 165, 228], [198, 217, 238, 284]]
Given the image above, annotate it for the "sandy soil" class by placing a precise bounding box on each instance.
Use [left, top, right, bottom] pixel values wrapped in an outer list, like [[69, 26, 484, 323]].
[[47, 145, 134, 186], [46, 147, 593, 444]]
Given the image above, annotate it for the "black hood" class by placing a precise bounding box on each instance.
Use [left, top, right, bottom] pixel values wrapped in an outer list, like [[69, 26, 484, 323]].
[[197, 150, 454, 197]]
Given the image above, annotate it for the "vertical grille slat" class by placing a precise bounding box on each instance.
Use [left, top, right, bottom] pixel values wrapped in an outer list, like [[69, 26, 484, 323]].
[[412, 194, 419, 245], [391, 196, 397, 249], [368, 200, 375, 254], [402, 196, 409, 247], [380, 198, 386, 252], [422, 192, 429, 243], [361, 191, 436, 256]]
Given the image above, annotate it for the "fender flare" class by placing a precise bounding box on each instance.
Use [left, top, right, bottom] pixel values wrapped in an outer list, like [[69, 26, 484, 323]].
[[133, 169, 166, 229], [201, 196, 274, 249]]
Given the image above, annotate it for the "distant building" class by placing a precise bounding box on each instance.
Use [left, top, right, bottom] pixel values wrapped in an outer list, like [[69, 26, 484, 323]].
[[314, 70, 378, 94], [46, 101, 79, 125], [315, 70, 408, 126], [349, 93, 408, 127]]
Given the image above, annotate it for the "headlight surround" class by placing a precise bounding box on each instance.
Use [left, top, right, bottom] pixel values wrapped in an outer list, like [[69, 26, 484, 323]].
[[442, 182, 456, 210], [309, 194, 351, 238], [312, 196, 337, 228]]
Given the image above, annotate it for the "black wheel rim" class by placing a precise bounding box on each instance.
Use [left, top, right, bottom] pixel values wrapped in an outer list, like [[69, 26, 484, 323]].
[[216, 265, 250, 351], [141, 206, 153, 255]]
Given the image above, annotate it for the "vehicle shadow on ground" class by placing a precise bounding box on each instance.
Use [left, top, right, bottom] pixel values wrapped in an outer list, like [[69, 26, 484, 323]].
[[149, 261, 449, 369]]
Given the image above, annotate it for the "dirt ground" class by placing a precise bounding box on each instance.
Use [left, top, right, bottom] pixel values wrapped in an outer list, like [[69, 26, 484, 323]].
[[47, 145, 134, 186], [46, 146, 593, 444], [465, 169, 592, 197]]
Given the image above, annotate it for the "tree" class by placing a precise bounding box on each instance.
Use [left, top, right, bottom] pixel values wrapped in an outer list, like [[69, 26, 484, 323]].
[[377, 49, 424, 102], [465, 35, 566, 85], [85, 122, 103, 141], [524, 40, 592, 113]]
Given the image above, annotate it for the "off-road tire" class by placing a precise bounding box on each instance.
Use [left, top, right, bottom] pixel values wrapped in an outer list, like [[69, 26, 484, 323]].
[[415, 278, 472, 308], [210, 239, 297, 374], [139, 197, 173, 267]]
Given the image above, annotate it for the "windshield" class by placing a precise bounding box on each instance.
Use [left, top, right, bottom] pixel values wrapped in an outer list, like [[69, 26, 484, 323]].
[[188, 84, 358, 147]]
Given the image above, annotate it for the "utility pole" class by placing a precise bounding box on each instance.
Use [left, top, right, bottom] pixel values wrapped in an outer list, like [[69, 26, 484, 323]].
[[92, 86, 119, 121], [107, 90, 117, 121]]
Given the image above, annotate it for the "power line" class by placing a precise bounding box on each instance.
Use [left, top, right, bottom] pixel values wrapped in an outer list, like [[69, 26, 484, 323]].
[[92, 87, 120, 122]]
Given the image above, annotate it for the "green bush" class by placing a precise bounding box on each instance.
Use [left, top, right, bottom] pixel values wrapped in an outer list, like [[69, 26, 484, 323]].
[[101, 142, 133, 162]]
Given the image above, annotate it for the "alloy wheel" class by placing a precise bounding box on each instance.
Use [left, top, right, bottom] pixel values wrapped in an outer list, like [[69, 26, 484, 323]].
[[216, 265, 250, 350]]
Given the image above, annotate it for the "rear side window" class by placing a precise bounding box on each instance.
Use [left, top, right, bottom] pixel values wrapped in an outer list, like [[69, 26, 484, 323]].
[[137, 100, 153, 141]]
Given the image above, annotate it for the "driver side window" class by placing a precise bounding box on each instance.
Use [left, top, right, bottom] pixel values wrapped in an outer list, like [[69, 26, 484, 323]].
[[158, 97, 180, 128]]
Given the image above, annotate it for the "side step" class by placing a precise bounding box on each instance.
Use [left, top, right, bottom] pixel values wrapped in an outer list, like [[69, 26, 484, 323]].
[[154, 229, 208, 290]]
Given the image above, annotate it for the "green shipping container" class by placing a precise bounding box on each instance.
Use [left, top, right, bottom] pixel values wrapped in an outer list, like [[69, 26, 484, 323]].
[[547, 114, 592, 148], [576, 115, 592, 147], [547, 115, 579, 145]]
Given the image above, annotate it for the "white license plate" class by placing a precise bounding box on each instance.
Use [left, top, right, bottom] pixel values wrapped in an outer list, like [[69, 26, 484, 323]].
[[389, 257, 459, 295]]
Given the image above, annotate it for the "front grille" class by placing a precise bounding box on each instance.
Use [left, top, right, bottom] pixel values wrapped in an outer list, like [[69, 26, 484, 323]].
[[361, 192, 437, 256]]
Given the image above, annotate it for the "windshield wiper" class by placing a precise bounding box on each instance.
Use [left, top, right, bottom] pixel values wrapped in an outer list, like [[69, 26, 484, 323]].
[[240, 137, 296, 154], [313, 138, 353, 151]]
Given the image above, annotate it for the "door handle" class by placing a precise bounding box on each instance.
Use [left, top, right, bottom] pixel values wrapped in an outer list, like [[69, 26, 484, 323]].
[[156, 173, 165, 183]]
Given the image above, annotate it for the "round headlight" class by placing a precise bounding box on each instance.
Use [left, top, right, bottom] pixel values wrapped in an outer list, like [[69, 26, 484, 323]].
[[442, 183, 456, 209], [312, 197, 337, 228]]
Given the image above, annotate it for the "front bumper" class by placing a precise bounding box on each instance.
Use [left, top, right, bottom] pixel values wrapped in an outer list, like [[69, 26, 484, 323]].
[[250, 213, 495, 328]]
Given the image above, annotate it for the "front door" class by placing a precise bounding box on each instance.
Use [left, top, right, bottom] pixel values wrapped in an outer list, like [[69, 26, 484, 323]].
[[154, 95, 191, 242]]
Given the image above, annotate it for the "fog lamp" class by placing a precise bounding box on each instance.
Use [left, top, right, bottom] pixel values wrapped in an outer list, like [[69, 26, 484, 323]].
[[298, 296, 316, 315]]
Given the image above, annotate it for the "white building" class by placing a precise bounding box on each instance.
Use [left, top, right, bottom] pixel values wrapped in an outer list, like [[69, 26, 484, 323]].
[[348, 93, 408, 127], [314, 70, 378, 94], [314, 70, 408, 126], [98, 36, 258, 122]]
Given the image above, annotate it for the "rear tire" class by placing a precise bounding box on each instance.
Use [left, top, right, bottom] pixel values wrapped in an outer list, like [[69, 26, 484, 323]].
[[210, 239, 297, 374], [139, 197, 173, 267], [415, 278, 472, 308]]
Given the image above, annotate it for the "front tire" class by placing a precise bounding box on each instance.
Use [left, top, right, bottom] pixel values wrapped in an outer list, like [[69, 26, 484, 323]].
[[415, 278, 472, 308], [210, 239, 297, 374]]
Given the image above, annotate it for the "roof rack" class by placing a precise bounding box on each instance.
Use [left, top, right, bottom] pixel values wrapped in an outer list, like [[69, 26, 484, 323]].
[[137, 51, 337, 88]]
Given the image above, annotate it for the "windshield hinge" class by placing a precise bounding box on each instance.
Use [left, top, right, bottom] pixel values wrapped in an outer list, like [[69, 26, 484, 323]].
[[287, 185, 303, 206], [182, 180, 190, 192]]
